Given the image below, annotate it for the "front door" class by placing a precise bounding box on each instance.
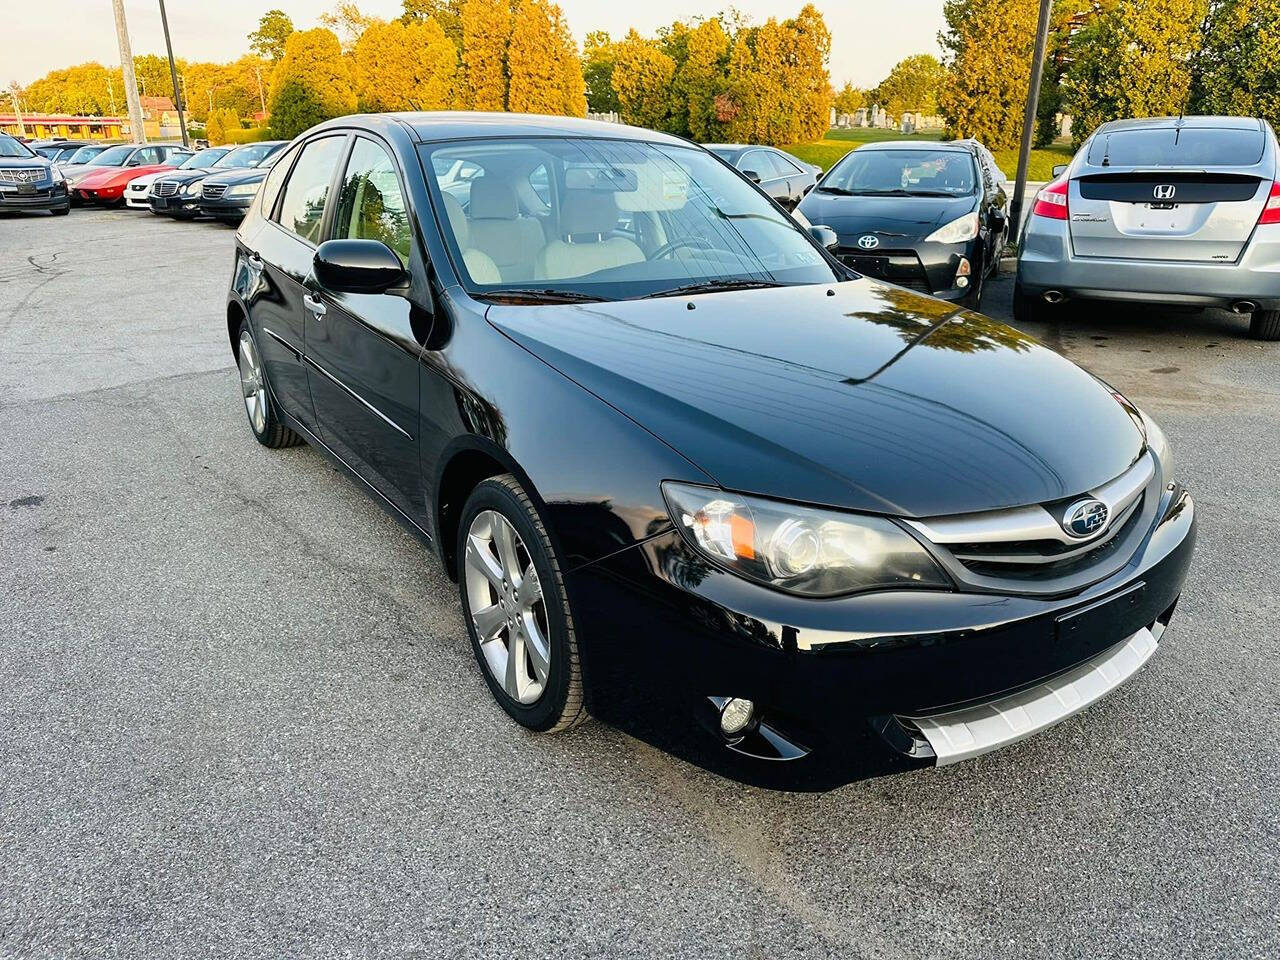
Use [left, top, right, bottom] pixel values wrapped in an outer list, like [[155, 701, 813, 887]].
[[304, 135, 424, 519]]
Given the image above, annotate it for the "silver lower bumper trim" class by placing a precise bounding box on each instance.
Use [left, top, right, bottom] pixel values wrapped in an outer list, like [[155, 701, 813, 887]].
[[902, 626, 1159, 766]]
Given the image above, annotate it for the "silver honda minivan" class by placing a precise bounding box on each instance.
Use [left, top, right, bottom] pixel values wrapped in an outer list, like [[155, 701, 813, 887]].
[[1016, 115, 1280, 340]]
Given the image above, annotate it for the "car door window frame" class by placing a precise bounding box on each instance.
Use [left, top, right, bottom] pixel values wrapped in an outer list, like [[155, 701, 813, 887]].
[[328, 134, 416, 265], [771, 150, 804, 176], [270, 132, 351, 248]]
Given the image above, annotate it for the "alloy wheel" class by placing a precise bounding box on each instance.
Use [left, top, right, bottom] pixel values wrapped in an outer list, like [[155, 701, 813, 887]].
[[238, 330, 267, 435], [463, 509, 551, 705]]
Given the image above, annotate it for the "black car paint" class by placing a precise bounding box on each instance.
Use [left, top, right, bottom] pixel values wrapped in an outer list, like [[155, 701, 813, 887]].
[[153, 143, 287, 218], [227, 114, 1193, 774], [706, 145, 819, 210], [198, 166, 271, 222], [0, 137, 70, 214], [798, 142, 1008, 303]]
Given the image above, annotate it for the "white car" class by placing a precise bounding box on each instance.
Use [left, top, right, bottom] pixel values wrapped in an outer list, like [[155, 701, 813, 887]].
[[124, 171, 165, 209]]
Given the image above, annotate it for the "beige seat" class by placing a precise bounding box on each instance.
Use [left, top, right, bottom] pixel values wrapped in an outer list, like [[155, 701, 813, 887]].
[[535, 190, 645, 281], [441, 193, 502, 285], [465, 177, 546, 282]]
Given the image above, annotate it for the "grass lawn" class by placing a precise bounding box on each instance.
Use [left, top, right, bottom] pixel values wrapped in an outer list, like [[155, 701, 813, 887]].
[[783, 129, 1075, 182]]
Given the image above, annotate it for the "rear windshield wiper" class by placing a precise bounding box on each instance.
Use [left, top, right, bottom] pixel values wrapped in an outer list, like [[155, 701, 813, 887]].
[[479, 288, 610, 304], [641, 279, 783, 299]]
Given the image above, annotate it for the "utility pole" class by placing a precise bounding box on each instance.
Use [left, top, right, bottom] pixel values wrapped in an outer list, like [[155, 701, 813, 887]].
[[1009, 0, 1053, 242], [253, 65, 266, 113], [157, 0, 189, 146], [7, 84, 26, 138], [111, 0, 147, 144]]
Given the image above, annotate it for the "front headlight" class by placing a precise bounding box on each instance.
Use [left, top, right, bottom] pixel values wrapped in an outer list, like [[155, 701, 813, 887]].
[[226, 183, 260, 198], [182, 181, 202, 196], [49, 166, 64, 183], [662, 481, 950, 597], [1138, 408, 1174, 482], [924, 211, 979, 244]]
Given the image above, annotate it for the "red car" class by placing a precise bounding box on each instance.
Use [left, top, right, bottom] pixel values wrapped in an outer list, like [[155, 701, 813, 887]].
[[70, 143, 191, 206]]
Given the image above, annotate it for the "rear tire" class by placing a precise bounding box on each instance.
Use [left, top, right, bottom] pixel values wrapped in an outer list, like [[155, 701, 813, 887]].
[[236, 319, 303, 448], [1012, 279, 1038, 324], [1249, 310, 1280, 341], [457, 475, 586, 734]]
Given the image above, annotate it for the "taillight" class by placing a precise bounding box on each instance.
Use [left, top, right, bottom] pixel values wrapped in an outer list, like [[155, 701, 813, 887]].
[[1258, 181, 1280, 224], [1032, 178, 1069, 220]]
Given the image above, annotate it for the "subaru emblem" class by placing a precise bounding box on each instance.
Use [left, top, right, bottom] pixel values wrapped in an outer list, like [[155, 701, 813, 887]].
[[1153, 184, 1176, 200], [857, 234, 879, 249], [1062, 498, 1110, 539]]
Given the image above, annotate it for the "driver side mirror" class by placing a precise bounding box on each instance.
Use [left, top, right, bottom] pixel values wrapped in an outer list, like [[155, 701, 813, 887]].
[[314, 239, 405, 294], [742, 169, 762, 184], [807, 224, 840, 252]]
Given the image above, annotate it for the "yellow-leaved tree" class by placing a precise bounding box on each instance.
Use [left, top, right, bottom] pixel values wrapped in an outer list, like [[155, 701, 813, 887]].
[[938, 0, 1040, 149], [1065, 0, 1208, 145], [459, 0, 511, 110], [507, 0, 585, 115], [268, 28, 357, 139], [678, 19, 731, 141], [611, 30, 677, 130], [354, 18, 458, 111], [206, 107, 242, 145]]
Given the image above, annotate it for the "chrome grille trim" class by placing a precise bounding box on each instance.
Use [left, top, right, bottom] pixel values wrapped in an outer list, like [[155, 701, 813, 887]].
[[906, 452, 1154, 548], [202, 183, 227, 200], [155, 181, 179, 197], [948, 495, 1143, 565], [0, 168, 46, 184]]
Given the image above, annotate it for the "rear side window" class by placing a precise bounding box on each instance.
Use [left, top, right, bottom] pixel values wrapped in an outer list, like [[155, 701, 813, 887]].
[[275, 135, 346, 244], [259, 143, 301, 216], [771, 150, 804, 175], [1087, 128, 1265, 167]]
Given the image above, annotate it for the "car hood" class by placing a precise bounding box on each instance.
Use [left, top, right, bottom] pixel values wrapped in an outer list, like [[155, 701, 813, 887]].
[[164, 169, 230, 185], [79, 164, 173, 186], [202, 168, 268, 187], [487, 281, 1145, 518], [798, 193, 978, 244]]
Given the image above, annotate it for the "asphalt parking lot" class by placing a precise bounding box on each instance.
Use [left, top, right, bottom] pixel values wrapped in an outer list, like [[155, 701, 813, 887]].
[[2, 207, 1277, 959]]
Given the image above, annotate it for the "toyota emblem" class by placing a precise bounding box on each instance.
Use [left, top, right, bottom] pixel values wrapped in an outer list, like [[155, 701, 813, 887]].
[[857, 235, 880, 249]]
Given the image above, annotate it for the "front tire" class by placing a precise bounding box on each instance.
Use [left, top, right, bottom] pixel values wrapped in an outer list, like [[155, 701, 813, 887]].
[[457, 475, 586, 734], [1250, 309, 1280, 341], [236, 319, 302, 448]]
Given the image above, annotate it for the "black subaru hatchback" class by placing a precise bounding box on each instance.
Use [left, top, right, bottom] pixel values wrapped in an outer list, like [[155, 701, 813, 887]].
[[225, 113, 1194, 773]]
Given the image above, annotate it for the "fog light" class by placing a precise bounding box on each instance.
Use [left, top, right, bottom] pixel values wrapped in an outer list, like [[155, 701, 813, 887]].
[[719, 697, 755, 736], [956, 276, 970, 288]]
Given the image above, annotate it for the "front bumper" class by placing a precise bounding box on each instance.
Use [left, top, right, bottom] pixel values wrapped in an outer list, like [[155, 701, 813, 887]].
[[0, 181, 68, 211], [1020, 216, 1280, 309], [565, 484, 1195, 767], [837, 236, 981, 300], [149, 194, 202, 216], [199, 196, 252, 220]]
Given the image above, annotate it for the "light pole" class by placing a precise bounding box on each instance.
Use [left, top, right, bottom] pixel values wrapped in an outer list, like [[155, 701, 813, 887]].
[[157, 0, 189, 147], [1009, 0, 1054, 240], [111, 0, 147, 143], [8, 84, 27, 138]]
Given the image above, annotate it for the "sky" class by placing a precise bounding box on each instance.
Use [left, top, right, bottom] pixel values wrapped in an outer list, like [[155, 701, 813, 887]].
[[6, 1, 947, 91]]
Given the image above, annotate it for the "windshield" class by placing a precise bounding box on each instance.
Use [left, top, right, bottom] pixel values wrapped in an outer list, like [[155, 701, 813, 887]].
[[0, 135, 35, 159], [421, 137, 838, 301], [182, 148, 230, 169], [822, 149, 977, 196], [88, 144, 135, 167], [220, 143, 281, 168], [1086, 127, 1265, 167], [66, 145, 109, 164]]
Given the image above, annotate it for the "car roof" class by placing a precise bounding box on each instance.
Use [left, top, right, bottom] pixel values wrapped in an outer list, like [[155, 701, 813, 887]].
[[311, 112, 693, 148], [1096, 115, 1263, 133]]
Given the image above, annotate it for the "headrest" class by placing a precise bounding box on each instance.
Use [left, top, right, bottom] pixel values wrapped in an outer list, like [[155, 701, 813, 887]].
[[560, 189, 619, 239], [469, 176, 519, 220], [442, 192, 469, 246]]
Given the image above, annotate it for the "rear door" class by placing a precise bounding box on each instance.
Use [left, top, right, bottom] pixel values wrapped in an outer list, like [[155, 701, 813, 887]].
[[1068, 124, 1273, 262]]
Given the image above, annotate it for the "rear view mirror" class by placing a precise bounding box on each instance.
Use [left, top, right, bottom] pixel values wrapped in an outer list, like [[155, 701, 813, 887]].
[[807, 224, 840, 252], [742, 169, 762, 184], [1051, 164, 1068, 178], [314, 239, 405, 294]]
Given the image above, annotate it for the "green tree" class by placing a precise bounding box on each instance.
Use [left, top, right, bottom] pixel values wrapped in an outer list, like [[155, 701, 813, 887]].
[[832, 81, 865, 116], [1065, 0, 1208, 146], [938, 0, 1041, 149], [249, 9, 295, 62], [133, 53, 183, 101], [1192, 0, 1280, 127], [582, 31, 619, 113], [874, 53, 946, 117], [677, 19, 731, 139], [206, 107, 242, 144], [1033, 0, 1092, 146], [354, 18, 458, 110], [268, 28, 357, 139], [611, 29, 678, 130], [459, 0, 511, 110]]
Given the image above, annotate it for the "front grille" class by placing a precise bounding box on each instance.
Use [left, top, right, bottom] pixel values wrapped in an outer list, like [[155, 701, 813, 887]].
[[155, 181, 179, 197], [0, 168, 46, 184], [905, 453, 1160, 596], [202, 183, 227, 200]]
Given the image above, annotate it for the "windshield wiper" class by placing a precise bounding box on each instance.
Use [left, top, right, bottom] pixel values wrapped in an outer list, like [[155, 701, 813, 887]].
[[814, 185, 855, 195], [641, 279, 782, 299], [479, 288, 610, 304]]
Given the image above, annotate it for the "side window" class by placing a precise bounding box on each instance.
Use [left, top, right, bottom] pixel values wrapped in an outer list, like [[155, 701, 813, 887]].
[[275, 136, 346, 245], [259, 143, 301, 217], [333, 137, 411, 265], [135, 147, 160, 165], [737, 151, 766, 176], [529, 163, 552, 207], [771, 150, 804, 175]]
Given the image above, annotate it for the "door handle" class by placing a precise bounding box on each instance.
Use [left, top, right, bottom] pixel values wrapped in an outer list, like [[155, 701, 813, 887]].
[[303, 294, 326, 319]]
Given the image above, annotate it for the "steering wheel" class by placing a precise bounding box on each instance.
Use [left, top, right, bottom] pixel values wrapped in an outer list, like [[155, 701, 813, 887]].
[[649, 236, 722, 261]]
